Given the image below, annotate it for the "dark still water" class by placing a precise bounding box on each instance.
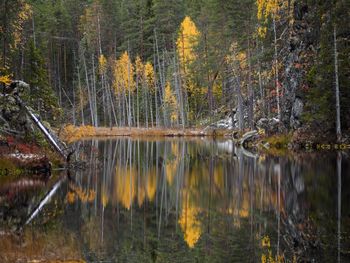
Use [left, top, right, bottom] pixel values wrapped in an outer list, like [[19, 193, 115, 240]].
[[0, 138, 349, 262]]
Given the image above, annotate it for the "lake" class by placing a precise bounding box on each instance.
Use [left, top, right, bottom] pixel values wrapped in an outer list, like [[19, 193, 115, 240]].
[[0, 138, 349, 262]]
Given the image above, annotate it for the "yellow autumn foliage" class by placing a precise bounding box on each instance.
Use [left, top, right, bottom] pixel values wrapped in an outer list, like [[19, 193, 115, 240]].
[[256, 0, 281, 37], [164, 81, 178, 123], [113, 51, 135, 94], [0, 75, 11, 85], [144, 62, 155, 92], [177, 16, 200, 72], [258, 26, 268, 38], [12, 3, 32, 49], [98, 54, 107, 75], [135, 56, 144, 78], [257, 0, 280, 20]]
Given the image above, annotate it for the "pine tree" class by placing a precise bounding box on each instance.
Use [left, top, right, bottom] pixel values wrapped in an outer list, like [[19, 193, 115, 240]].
[[24, 40, 59, 121]]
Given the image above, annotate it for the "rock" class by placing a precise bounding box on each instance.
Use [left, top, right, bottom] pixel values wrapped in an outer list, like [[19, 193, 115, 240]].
[[206, 115, 234, 130], [1, 153, 51, 174], [290, 98, 304, 129], [281, 0, 313, 130], [1, 81, 33, 135], [215, 116, 233, 129], [257, 117, 280, 135]]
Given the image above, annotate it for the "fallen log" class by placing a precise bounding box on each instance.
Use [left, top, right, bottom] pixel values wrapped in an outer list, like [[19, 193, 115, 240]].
[[238, 130, 258, 146]]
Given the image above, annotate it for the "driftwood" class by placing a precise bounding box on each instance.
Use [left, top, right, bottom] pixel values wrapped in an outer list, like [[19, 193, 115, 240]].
[[238, 130, 258, 146]]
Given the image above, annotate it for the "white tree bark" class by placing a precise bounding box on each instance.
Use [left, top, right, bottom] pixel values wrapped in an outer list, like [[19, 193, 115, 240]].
[[334, 26, 342, 142], [273, 16, 281, 120]]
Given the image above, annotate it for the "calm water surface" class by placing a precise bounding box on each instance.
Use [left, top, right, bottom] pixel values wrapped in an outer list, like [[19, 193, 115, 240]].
[[0, 138, 349, 262]]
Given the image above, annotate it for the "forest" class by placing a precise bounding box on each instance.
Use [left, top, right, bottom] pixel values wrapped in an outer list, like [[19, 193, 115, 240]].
[[1, 1, 350, 262], [0, 0, 349, 142]]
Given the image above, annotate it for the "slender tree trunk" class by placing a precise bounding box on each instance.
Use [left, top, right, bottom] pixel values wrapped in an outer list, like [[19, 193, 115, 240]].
[[128, 63, 132, 128], [57, 51, 62, 107], [204, 32, 213, 116], [174, 51, 185, 129], [258, 44, 265, 117], [149, 86, 154, 128], [77, 65, 85, 125], [107, 83, 118, 127], [237, 76, 244, 131], [92, 55, 98, 127], [337, 151, 342, 263], [142, 78, 149, 128], [247, 38, 254, 129], [154, 30, 166, 127], [153, 45, 159, 127], [273, 16, 281, 120], [83, 54, 94, 125], [72, 76, 76, 126], [132, 89, 136, 127], [2, 0, 7, 68], [334, 26, 341, 142], [136, 75, 140, 128], [162, 51, 168, 126], [32, 14, 36, 48]]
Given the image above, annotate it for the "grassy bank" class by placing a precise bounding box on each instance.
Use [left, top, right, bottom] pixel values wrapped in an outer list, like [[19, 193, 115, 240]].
[[60, 125, 233, 143]]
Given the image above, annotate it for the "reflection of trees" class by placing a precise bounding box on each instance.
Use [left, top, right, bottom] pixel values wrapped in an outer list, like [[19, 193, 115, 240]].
[[66, 138, 348, 262], [178, 191, 201, 248], [71, 139, 292, 251]]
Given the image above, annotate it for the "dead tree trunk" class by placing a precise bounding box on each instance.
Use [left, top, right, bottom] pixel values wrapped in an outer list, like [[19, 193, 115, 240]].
[[334, 26, 341, 142]]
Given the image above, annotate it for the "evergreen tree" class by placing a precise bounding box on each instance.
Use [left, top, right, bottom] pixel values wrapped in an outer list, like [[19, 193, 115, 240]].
[[23, 40, 59, 120]]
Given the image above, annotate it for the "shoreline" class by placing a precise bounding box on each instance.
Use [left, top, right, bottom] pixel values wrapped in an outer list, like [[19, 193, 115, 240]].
[[59, 125, 232, 142], [59, 125, 350, 152]]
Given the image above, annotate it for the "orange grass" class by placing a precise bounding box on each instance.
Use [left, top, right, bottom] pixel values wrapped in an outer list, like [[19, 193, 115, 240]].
[[60, 125, 230, 143]]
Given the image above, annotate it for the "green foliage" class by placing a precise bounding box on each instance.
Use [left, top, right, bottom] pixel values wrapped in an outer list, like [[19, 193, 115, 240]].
[[1, 0, 349, 134], [23, 40, 60, 123]]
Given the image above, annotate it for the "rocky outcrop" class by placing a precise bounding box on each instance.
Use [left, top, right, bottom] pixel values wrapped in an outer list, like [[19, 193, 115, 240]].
[[290, 97, 304, 129], [281, 1, 314, 130], [0, 81, 33, 135], [257, 117, 280, 135]]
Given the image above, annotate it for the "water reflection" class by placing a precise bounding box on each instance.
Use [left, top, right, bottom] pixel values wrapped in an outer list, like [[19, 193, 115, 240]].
[[0, 138, 349, 262]]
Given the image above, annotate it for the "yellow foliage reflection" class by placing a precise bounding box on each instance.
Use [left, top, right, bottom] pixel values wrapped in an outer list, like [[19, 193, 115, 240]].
[[69, 183, 96, 204], [80, 139, 286, 252], [178, 194, 202, 248]]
